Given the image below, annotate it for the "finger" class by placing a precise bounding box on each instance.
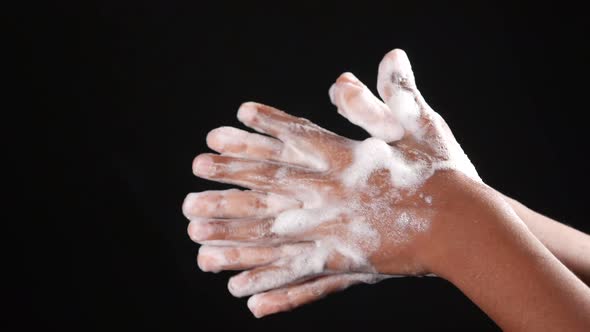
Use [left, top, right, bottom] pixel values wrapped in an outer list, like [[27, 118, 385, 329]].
[[237, 102, 350, 170], [206, 126, 324, 169], [247, 273, 379, 318], [377, 49, 431, 134], [187, 217, 276, 245], [271, 207, 345, 239], [207, 126, 283, 161], [192, 153, 324, 195], [225, 244, 370, 298], [188, 207, 344, 245], [182, 189, 301, 219], [329, 72, 404, 142], [197, 243, 314, 273], [227, 252, 330, 297], [237, 101, 336, 142]]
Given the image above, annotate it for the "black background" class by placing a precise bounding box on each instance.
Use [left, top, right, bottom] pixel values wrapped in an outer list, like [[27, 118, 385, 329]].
[[23, 1, 589, 331]]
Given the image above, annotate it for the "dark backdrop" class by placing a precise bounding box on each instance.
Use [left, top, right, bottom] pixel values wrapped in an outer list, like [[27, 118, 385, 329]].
[[26, 1, 589, 331]]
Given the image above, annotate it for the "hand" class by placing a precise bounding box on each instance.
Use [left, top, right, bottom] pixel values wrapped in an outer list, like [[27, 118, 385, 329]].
[[184, 49, 482, 317]]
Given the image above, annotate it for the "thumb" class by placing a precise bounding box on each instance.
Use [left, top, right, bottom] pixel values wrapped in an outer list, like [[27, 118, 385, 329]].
[[377, 49, 432, 135], [329, 72, 404, 142]]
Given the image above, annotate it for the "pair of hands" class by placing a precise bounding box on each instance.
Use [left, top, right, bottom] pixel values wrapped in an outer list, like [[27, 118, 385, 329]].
[[183, 49, 483, 317]]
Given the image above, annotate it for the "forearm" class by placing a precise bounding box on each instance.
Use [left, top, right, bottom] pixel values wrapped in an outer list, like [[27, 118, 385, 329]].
[[424, 177, 590, 331], [500, 193, 590, 284]]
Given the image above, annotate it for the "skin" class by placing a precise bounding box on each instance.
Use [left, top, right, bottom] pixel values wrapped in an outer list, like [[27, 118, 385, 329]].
[[183, 49, 590, 329], [500, 194, 590, 285]]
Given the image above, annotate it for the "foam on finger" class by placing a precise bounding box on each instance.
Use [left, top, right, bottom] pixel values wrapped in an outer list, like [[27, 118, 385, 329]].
[[189, 49, 485, 309], [227, 251, 329, 297], [197, 243, 314, 273], [247, 273, 385, 318], [236, 102, 335, 170], [207, 126, 282, 158], [329, 73, 404, 142], [182, 189, 301, 219]]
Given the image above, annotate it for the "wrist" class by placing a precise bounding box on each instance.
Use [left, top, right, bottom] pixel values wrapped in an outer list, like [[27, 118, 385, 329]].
[[415, 174, 590, 330], [415, 170, 524, 278]]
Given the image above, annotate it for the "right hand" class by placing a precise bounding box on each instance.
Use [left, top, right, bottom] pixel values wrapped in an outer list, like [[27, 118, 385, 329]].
[[184, 49, 488, 317]]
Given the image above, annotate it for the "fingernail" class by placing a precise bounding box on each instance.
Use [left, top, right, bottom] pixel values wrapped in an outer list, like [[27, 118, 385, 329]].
[[230, 275, 248, 288], [237, 102, 258, 123], [197, 250, 222, 273], [338, 72, 363, 87], [193, 155, 215, 177], [228, 275, 250, 297], [182, 193, 199, 219], [328, 84, 337, 103], [247, 295, 265, 318], [197, 246, 227, 273], [197, 253, 217, 272], [207, 126, 243, 152], [386, 49, 412, 72], [189, 221, 215, 242]]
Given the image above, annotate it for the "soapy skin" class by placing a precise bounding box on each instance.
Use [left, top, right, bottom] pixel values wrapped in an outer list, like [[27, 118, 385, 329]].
[[186, 49, 478, 308], [184, 50, 590, 328]]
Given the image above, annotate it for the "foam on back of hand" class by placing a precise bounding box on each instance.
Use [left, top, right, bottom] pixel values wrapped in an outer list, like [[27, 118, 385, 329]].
[[214, 49, 485, 304], [280, 50, 478, 268]]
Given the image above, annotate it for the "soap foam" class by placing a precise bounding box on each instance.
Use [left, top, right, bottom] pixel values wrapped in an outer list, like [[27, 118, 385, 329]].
[[330, 79, 404, 143], [272, 207, 343, 236], [246, 272, 388, 318], [340, 138, 431, 189], [225, 103, 479, 294], [265, 192, 302, 216], [270, 202, 380, 271], [229, 247, 330, 297], [280, 141, 329, 171], [216, 52, 484, 297], [208, 126, 282, 157], [395, 211, 429, 235]]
